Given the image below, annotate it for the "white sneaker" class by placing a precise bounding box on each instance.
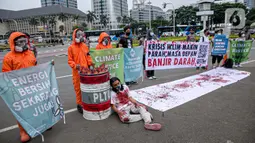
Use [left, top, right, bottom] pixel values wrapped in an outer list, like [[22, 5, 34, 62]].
[[148, 77, 153, 80], [212, 65, 217, 69], [152, 76, 157, 79], [233, 65, 238, 68], [238, 64, 242, 67]]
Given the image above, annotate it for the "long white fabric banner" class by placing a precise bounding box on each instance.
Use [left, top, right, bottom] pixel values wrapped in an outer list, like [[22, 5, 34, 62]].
[[131, 68, 250, 112], [145, 41, 210, 70]]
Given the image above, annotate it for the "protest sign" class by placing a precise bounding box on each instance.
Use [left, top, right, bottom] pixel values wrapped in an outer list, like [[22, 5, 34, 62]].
[[0, 62, 64, 139], [212, 35, 228, 55], [229, 40, 252, 63], [124, 47, 144, 82], [145, 41, 209, 70], [90, 48, 124, 82]]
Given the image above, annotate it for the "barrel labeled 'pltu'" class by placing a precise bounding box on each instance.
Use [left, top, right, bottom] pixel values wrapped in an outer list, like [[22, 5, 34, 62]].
[[80, 72, 111, 120]]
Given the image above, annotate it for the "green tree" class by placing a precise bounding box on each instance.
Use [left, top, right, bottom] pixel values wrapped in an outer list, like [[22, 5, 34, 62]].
[[116, 16, 122, 23], [29, 17, 39, 33], [49, 16, 57, 39], [72, 15, 80, 24], [175, 6, 198, 25], [58, 13, 68, 22], [116, 16, 122, 28], [122, 15, 129, 24], [156, 16, 165, 21], [72, 25, 79, 31], [59, 25, 64, 35], [100, 15, 109, 29], [211, 3, 247, 25], [246, 8, 255, 27], [49, 16, 57, 30], [40, 16, 48, 26], [86, 11, 97, 29]]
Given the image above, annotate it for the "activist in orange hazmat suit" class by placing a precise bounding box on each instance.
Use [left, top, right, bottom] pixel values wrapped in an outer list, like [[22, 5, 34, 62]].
[[68, 29, 94, 114], [2, 32, 37, 143], [96, 32, 112, 50]]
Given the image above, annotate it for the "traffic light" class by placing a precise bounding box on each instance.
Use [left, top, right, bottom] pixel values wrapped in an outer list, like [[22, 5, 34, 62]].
[[163, 3, 167, 9]]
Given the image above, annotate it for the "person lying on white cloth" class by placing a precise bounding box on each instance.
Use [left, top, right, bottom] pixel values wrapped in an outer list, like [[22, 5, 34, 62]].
[[110, 77, 162, 131]]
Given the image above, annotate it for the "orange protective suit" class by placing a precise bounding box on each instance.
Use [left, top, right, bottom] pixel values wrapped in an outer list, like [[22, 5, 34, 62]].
[[68, 29, 93, 105], [95, 32, 112, 50], [2, 32, 36, 142]]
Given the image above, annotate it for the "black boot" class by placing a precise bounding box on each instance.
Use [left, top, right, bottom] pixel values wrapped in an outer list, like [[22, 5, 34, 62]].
[[77, 104, 83, 114]]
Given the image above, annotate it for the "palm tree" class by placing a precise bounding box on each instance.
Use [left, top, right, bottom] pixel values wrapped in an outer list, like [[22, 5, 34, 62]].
[[58, 13, 68, 22], [122, 15, 129, 24], [116, 16, 122, 28], [156, 16, 164, 21], [72, 15, 80, 25], [40, 16, 48, 37], [86, 11, 97, 29], [81, 22, 87, 28], [59, 25, 64, 35], [100, 15, 109, 29], [40, 16, 48, 25], [49, 16, 57, 40], [29, 17, 39, 34]]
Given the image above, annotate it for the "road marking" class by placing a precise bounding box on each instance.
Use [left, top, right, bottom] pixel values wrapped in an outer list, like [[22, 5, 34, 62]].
[[241, 60, 255, 65], [56, 74, 72, 79], [0, 59, 255, 134], [0, 108, 77, 134], [0, 125, 18, 134], [45, 51, 49, 53], [54, 50, 56, 52]]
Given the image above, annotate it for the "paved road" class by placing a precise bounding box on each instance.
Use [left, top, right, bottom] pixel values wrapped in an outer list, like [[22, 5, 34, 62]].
[[0, 47, 255, 143], [0, 45, 69, 61]]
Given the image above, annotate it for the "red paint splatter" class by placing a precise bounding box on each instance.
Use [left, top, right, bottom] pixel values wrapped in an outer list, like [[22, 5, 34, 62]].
[[157, 94, 168, 99], [196, 75, 211, 81], [117, 90, 130, 104], [174, 82, 192, 89], [197, 82, 202, 87], [241, 72, 248, 75], [211, 78, 229, 83]]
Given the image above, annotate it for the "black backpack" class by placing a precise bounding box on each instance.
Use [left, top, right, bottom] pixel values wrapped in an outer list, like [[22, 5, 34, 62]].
[[222, 58, 233, 68]]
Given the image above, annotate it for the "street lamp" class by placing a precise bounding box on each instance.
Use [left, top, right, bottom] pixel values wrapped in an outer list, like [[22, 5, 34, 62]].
[[196, 0, 214, 30], [163, 2, 175, 36], [148, 1, 152, 30]]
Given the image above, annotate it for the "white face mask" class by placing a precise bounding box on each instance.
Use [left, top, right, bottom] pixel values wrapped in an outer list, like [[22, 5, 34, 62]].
[[15, 45, 28, 52], [75, 37, 85, 43], [150, 32, 154, 36], [242, 34, 245, 37]]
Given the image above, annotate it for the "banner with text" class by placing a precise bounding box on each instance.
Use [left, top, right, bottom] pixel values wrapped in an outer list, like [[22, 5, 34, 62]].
[[212, 34, 228, 55], [0, 62, 64, 138], [90, 48, 124, 83], [229, 40, 252, 63], [124, 47, 144, 82], [145, 41, 210, 70]]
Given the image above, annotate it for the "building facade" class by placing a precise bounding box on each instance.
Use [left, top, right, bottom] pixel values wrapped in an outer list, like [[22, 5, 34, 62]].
[[214, 0, 245, 3], [91, 0, 129, 30], [245, 0, 255, 8], [0, 5, 86, 39], [130, 5, 166, 23], [41, 0, 78, 9]]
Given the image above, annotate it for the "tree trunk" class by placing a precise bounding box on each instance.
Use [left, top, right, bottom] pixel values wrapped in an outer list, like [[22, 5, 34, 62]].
[[90, 22, 92, 30]]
